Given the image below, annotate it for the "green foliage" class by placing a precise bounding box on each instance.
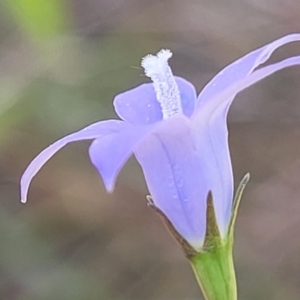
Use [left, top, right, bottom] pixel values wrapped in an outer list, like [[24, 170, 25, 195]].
[[3, 0, 69, 40]]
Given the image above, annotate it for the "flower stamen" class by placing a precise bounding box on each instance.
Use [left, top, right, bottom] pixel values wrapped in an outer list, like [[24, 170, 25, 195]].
[[141, 49, 182, 119]]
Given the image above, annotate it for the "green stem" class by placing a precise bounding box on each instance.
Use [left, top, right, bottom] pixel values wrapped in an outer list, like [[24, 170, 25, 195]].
[[189, 239, 237, 300]]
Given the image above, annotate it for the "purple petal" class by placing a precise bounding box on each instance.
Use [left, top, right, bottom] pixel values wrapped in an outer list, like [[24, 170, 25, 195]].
[[134, 115, 210, 249], [197, 33, 300, 107], [207, 55, 300, 115], [20, 120, 125, 203], [190, 34, 300, 236], [177, 77, 197, 117], [192, 55, 300, 236], [191, 103, 233, 237], [89, 124, 154, 191], [114, 83, 162, 125], [114, 77, 196, 125]]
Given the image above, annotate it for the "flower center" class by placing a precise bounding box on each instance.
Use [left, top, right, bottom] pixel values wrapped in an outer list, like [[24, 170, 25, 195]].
[[141, 49, 182, 119]]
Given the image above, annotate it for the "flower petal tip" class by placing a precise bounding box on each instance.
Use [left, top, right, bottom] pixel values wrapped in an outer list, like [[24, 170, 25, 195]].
[[106, 185, 115, 194], [102, 178, 115, 194]]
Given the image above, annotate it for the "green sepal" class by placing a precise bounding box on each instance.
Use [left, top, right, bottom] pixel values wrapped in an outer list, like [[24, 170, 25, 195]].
[[227, 173, 250, 240]]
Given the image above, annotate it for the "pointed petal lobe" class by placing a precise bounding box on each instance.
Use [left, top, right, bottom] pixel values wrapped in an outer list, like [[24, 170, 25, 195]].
[[191, 35, 300, 236], [197, 33, 300, 106], [192, 55, 300, 236], [208, 55, 300, 113], [20, 120, 125, 203]]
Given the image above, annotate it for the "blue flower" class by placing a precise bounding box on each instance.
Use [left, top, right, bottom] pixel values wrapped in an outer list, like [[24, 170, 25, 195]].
[[21, 34, 300, 250]]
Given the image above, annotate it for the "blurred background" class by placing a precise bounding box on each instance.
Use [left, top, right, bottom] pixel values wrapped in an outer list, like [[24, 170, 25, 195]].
[[0, 0, 300, 299]]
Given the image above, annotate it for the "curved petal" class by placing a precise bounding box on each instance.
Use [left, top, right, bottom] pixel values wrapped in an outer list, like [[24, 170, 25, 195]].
[[134, 115, 210, 249], [197, 33, 300, 107], [206, 55, 300, 114], [20, 120, 125, 203], [114, 77, 196, 124], [89, 123, 154, 192], [191, 35, 300, 236], [114, 83, 163, 125], [192, 55, 300, 237]]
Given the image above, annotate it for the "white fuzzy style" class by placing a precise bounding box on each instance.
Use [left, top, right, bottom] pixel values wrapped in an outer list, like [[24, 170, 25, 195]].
[[141, 49, 182, 119]]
